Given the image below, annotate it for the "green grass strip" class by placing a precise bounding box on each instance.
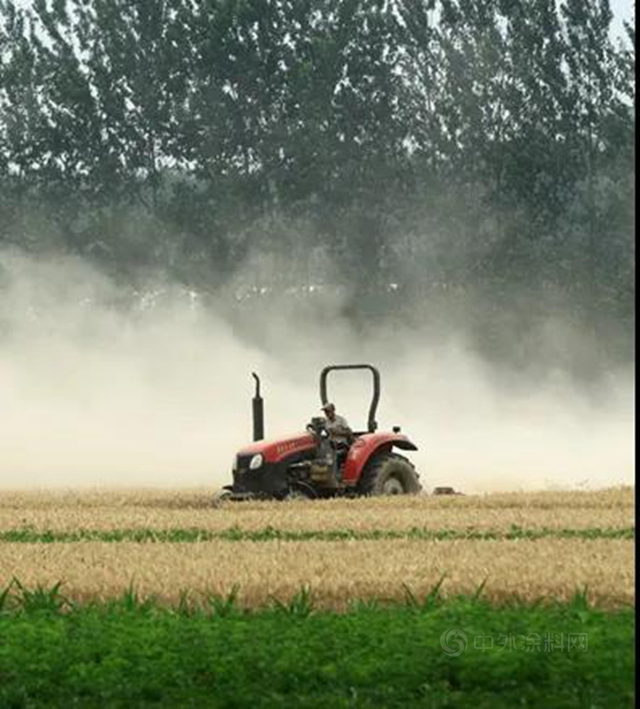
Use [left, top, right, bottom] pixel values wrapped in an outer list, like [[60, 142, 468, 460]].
[[0, 525, 634, 544], [0, 591, 634, 708]]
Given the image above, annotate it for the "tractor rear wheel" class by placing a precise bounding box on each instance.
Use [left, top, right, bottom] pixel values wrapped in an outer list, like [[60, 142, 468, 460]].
[[358, 452, 421, 496]]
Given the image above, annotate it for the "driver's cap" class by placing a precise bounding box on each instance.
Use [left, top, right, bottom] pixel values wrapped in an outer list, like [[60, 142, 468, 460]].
[[321, 402, 335, 412]]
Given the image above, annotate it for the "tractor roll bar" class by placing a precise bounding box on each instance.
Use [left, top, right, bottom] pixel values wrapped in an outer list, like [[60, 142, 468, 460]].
[[319, 364, 380, 433]]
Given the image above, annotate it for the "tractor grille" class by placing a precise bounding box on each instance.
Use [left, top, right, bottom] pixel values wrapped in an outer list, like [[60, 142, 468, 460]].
[[233, 457, 288, 495], [235, 454, 254, 473]]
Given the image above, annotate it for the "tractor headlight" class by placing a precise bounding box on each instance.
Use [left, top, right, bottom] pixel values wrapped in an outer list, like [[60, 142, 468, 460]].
[[249, 454, 264, 470]]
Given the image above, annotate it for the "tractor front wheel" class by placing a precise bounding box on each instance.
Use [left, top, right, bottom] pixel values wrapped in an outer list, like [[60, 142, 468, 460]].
[[358, 453, 421, 496], [285, 482, 318, 501], [213, 487, 233, 504]]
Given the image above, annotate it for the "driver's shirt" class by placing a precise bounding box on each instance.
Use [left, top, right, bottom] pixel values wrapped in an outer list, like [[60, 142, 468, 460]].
[[324, 414, 351, 441]]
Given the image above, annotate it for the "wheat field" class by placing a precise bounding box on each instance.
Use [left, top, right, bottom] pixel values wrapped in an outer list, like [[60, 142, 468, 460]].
[[0, 538, 633, 608], [0, 486, 633, 532], [0, 487, 634, 608]]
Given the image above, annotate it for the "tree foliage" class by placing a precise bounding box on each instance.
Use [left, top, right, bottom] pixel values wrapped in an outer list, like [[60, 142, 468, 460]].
[[0, 0, 634, 337]]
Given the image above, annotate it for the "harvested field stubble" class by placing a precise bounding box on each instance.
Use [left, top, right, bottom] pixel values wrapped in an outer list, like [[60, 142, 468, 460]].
[[0, 487, 633, 533], [0, 538, 633, 608]]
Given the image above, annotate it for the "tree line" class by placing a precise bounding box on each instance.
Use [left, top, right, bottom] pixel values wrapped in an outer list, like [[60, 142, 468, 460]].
[[0, 0, 635, 345]]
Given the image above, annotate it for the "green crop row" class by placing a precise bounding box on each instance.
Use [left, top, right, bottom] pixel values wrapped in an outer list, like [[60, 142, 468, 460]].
[[0, 525, 634, 544], [0, 584, 633, 708]]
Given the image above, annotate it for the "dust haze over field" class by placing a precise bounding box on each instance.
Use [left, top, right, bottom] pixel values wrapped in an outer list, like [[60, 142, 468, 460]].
[[0, 247, 634, 493]]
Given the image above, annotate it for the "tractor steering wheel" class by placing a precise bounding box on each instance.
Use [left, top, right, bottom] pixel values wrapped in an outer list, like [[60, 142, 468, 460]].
[[306, 419, 329, 440]]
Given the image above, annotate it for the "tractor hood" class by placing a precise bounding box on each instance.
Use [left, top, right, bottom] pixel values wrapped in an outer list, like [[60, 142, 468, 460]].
[[237, 432, 316, 464]]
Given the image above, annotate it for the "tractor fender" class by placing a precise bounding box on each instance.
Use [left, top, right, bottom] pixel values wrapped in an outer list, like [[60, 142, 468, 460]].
[[343, 433, 418, 485]]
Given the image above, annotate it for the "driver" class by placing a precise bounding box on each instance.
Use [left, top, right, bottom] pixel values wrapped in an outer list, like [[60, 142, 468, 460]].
[[320, 403, 352, 445]]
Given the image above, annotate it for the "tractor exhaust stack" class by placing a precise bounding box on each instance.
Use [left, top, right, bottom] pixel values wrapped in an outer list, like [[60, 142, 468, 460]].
[[252, 372, 264, 441]]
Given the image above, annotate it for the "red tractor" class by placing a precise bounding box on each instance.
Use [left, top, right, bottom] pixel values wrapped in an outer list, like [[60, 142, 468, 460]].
[[220, 364, 421, 500]]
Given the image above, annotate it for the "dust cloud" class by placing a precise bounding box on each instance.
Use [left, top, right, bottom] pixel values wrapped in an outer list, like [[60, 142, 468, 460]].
[[0, 248, 634, 493]]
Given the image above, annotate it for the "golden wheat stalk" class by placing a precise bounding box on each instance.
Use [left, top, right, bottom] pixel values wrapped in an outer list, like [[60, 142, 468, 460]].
[[0, 538, 632, 609]]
